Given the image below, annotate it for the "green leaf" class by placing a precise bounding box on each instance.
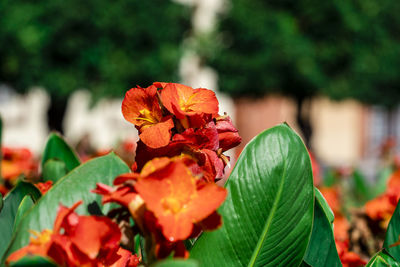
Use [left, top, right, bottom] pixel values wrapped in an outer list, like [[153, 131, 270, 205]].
[[12, 196, 34, 234], [384, 199, 400, 261], [0, 193, 3, 212], [366, 250, 400, 267], [314, 187, 334, 225], [42, 159, 68, 183], [9, 255, 57, 267], [352, 169, 370, 201], [0, 181, 41, 261], [373, 167, 394, 198], [2, 153, 130, 263], [190, 124, 314, 266], [152, 259, 199, 267], [303, 191, 341, 267], [41, 133, 80, 174]]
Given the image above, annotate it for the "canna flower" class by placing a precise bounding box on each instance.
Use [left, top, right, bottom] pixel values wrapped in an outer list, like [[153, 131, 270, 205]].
[[134, 156, 227, 241], [7, 201, 139, 267], [122, 85, 174, 148], [214, 115, 242, 152], [158, 82, 219, 121], [35, 181, 53, 195], [1, 147, 37, 182]]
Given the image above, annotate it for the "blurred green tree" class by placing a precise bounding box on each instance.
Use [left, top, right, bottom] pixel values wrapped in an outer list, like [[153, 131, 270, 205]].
[[208, 0, 400, 145], [0, 0, 190, 132]]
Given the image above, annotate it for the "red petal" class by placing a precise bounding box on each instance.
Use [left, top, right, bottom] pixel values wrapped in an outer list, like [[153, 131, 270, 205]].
[[139, 117, 174, 148]]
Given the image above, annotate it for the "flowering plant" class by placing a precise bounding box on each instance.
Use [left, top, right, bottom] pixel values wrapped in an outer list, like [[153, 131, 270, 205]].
[[1, 82, 400, 266]]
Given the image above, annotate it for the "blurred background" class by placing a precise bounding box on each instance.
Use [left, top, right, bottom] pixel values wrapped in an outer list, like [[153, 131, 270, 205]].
[[1, 0, 400, 181]]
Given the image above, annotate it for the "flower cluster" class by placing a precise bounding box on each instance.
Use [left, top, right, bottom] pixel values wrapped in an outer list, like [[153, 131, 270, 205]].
[[366, 169, 400, 225], [7, 201, 139, 267], [122, 82, 241, 182], [94, 83, 241, 260], [94, 156, 227, 259], [6, 82, 241, 265]]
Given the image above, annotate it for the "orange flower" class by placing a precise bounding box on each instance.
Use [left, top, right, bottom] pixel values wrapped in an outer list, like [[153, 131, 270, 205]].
[[122, 85, 174, 148], [134, 156, 227, 241], [336, 240, 366, 267], [1, 147, 37, 182], [159, 83, 219, 120], [35, 181, 53, 195], [7, 201, 139, 267]]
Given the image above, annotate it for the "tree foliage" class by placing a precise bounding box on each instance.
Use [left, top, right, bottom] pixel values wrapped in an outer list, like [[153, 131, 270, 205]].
[[210, 0, 400, 108], [0, 0, 190, 99]]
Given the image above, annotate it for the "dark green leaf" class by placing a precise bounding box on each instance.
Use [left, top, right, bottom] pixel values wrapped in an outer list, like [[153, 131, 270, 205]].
[[12, 196, 34, 234], [0, 181, 41, 261], [41, 133, 80, 173], [152, 259, 199, 267], [2, 153, 130, 262], [351, 169, 371, 204], [366, 250, 400, 267], [0, 193, 3, 212], [384, 199, 400, 261], [303, 191, 341, 267], [42, 159, 68, 183], [9, 255, 57, 267], [314, 187, 334, 225], [190, 124, 314, 266]]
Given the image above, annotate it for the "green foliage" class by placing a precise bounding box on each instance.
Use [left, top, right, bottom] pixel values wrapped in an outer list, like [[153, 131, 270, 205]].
[[2, 153, 130, 263], [190, 124, 314, 266], [152, 259, 199, 267], [303, 188, 341, 267], [41, 133, 80, 174], [0, 181, 41, 261], [12, 195, 34, 235], [384, 198, 400, 261], [210, 0, 400, 108], [9, 255, 57, 267], [0, 0, 190, 99], [42, 159, 67, 183], [366, 250, 400, 267]]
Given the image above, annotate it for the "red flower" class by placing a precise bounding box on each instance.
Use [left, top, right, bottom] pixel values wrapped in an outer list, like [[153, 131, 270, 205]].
[[159, 83, 219, 120], [7, 201, 139, 267], [1, 147, 37, 182], [35, 181, 53, 195], [214, 115, 242, 152], [122, 85, 174, 148], [336, 240, 366, 267], [134, 156, 227, 241]]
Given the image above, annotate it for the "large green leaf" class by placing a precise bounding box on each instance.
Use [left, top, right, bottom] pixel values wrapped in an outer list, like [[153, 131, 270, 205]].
[[303, 191, 341, 267], [152, 259, 199, 267], [384, 199, 400, 261], [0, 181, 41, 261], [366, 250, 400, 267], [190, 124, 314, 266], [2, 153, 130, 263], [41, 133, 80, 174]]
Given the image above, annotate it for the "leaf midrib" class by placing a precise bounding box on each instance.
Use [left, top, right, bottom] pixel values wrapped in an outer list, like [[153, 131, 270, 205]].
[[247, 158, 287, 267]]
